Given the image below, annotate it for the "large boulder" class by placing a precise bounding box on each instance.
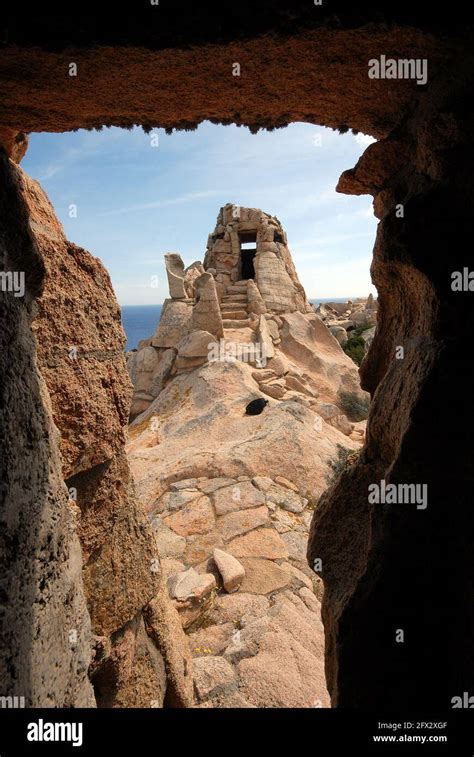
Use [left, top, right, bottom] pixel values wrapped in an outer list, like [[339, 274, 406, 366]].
[[127, 347, 176, 417], [184, 261, 205, 298], [329, 325, 348, 346], [176, 330, 217, 359], [152, 299, 193, 349], [279, 311, 368, 407]]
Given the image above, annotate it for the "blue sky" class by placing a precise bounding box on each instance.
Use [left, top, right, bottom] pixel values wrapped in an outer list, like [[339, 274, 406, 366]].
[[22, 122, 377, 306]]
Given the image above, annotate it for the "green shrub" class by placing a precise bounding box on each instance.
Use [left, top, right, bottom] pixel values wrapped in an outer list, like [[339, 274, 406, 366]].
[[326, 444, 353, 485], [337, 388, 370, 422], [343, 333, 366, 366], [343, 323, 374, 366]]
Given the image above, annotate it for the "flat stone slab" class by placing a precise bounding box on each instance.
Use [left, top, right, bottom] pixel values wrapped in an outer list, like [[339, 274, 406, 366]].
[[219, 310, 248, 320], [212, 481, 266, 516], [163, 496, 215, 537], [170, 478, 200, 490], [226, 527, 289, 560], [280, 530, 308, 562], [266, 482, 305, 513], [193, 655, 237, 701], [197, 477, 237, 494], [159, 488, 201, 512], [152, 522, 186, 559], [168, 567, 216, 602], [238, 558, 291, 595], [217, 505, 269, 541]]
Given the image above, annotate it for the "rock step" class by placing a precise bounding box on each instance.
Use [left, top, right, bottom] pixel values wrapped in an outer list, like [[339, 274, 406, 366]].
[[222, 318, 252, 328], [220, 302, 248, 311], [219, 310, 248, 320], [221, 294, 248, 302], [233, 280, 249, 286], [227, 286, 248, 294]]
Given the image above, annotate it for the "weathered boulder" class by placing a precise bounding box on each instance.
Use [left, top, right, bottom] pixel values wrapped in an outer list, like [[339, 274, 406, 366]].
[[184, 261, 205, 298], [329, 325, 348, 346], [213, 548, 246, 593], [164, 252, 187, 299], [152, 299, 192, 349], [191, 273, 224, 338], [127, 347, 176, 417], [176, 330, 216, 359], [279, 311, 367, 407]]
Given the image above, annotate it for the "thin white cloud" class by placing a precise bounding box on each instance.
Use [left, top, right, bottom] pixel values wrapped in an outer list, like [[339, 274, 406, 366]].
[[96, 189, 225, 218]]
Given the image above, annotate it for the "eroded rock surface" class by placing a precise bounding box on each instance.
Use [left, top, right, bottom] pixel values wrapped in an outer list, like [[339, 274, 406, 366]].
[[126, 211, 368, 707], [0, 152, 94, 707], [11, 161, 193, 708]]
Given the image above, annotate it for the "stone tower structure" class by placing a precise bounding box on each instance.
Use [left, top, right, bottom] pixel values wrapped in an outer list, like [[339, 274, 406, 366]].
[[203, 204, 312, 314], [127, 204, 314, 417]]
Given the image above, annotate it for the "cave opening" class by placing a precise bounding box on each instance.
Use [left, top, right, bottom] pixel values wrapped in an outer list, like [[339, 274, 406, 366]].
[[3, 7, 469, 717], [17, 120, 376, 710]]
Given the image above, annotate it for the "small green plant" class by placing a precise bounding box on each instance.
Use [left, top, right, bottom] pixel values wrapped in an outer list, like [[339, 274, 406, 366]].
[[343, 332, 366, 366], [337, 388, 370, 422], [343, 323, 373, 366], [304, 492, 319, 511], [326, 444, 352, 484]]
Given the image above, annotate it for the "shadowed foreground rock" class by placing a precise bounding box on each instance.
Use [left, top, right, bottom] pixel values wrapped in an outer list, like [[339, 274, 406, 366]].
[[308, 76, 474, 708], [2, 160, 193, 707]]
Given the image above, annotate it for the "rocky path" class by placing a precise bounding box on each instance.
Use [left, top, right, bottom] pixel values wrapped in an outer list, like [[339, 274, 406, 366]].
[[150, 472, 329, 708]]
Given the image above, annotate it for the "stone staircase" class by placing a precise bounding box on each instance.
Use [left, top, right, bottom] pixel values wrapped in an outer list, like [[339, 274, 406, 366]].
[[219, 280, 251, 328]]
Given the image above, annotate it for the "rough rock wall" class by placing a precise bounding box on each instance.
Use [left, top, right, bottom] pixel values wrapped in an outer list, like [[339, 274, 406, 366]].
[[0, 152, 94, 707], [12, 163, 193, 708], [308, 76, 474, 708], [0, 22, 448, 139]]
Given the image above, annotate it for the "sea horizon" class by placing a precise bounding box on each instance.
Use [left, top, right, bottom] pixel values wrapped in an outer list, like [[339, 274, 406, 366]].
[[121, 297, 366, 351]]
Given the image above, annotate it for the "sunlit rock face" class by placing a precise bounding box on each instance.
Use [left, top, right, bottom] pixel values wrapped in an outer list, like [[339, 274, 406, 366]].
[[126, 205, 323, 418], [125, 205, 368, 707], [0, 152, 94, 707]]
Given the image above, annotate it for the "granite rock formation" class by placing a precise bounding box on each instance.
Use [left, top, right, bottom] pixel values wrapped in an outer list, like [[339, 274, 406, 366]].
[[1, 4, 473, 711], [126, 207, 367, 706], [127, 206, 362, 422], [2, 160, 193, 708]]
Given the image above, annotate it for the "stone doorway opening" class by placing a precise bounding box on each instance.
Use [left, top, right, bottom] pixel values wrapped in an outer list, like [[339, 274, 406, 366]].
[[240, 247, 256, 279], [239, 232, 257, 279]]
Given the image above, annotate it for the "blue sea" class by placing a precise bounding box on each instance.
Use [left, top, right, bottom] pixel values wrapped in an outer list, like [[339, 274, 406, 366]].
[[122, 305, 162, 351], [121, 298, 352, 351]]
